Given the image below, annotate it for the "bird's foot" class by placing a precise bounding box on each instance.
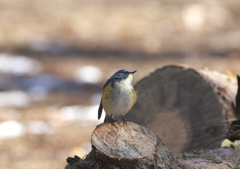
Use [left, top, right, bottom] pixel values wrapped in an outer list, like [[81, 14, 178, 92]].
[[121, 116, 128, 125]]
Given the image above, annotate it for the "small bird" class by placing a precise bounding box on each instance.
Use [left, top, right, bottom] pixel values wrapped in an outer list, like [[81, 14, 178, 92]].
[[98, 69, 137, 122]]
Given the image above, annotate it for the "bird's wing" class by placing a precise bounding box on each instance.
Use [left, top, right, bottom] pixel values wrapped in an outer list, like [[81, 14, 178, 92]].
[[98, 76, 118, 120], [98, 102, 103, 120], [98, 78, 112, 120]]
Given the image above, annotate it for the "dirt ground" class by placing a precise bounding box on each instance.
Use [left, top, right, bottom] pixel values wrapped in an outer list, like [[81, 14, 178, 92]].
[[1, 0, 240, 169]]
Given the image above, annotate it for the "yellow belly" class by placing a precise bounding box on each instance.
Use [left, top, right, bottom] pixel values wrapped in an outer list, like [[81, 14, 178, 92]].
[[102, 82, 137, 117]]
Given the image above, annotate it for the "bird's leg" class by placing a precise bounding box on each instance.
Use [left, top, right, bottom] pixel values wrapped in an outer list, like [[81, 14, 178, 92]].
[[110, 115, 119, 127], [110, 115, 115, 122], [121, 115, 127, 125], [104, 115, 114, 123]]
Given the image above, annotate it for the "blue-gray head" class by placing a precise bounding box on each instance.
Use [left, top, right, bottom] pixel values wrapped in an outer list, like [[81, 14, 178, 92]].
[[111, 69, 137, 80], [103, 69, 137, 88]]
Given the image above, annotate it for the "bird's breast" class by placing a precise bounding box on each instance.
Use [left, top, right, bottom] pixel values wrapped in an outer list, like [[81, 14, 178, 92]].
[[102, 81, 136, 116]]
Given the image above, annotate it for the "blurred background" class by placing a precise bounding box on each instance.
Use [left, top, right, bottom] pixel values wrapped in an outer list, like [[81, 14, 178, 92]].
[[1, 0, 240, 168]]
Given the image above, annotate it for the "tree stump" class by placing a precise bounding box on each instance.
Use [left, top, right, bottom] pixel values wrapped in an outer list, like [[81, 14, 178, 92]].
[[65, 121, 240, 169], [125, 65, 237, 154], [92, 121, 180, 168], [66, 121, 182, 169]]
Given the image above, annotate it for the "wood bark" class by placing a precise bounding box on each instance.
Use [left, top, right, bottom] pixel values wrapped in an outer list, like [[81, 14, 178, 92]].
[[125, 65, 237, 154]]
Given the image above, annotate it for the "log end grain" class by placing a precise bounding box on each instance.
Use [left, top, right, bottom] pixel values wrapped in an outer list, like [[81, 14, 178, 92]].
[[92, 121, 157, 159], [91, 120, 180, 168]]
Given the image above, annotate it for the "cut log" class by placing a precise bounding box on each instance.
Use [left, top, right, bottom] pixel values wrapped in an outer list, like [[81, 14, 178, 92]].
[[91, 121, 180, 168], [177, 147, 240, 169], [65, 65, 240, 168], [66, 121, 182, 169], [65, 121, 240, 169], [125, 65, 237, 154]]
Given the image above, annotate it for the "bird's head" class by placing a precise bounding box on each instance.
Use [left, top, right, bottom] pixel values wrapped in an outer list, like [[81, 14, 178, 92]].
[[111, 69, 137, 82]]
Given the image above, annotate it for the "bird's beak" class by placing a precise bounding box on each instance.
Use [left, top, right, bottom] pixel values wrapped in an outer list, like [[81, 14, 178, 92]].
[[131, 70, 137, 74]]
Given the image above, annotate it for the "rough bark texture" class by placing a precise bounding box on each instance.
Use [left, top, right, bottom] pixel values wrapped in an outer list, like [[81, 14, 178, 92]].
[[177, 147, 240, 168], [125, 65, 237, 154]]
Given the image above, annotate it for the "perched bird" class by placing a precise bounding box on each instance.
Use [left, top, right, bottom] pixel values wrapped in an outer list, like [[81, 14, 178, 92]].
[[98, 69, 137, 122]]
